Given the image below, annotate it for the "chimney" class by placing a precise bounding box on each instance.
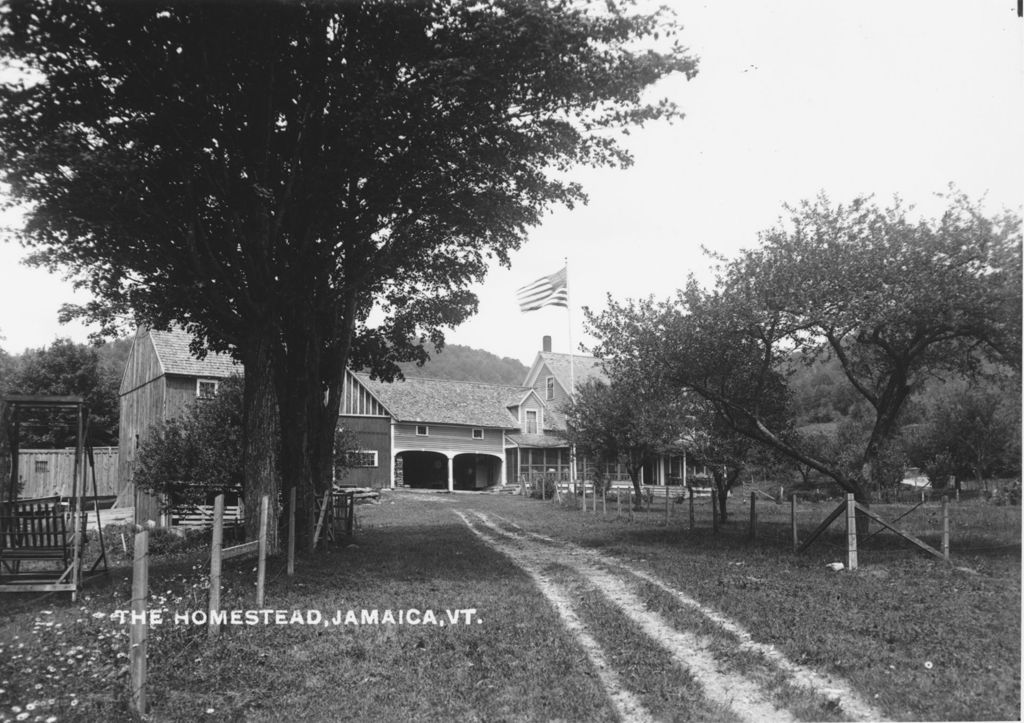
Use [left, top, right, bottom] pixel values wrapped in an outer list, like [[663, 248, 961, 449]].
[[542, 335, 552, 353]]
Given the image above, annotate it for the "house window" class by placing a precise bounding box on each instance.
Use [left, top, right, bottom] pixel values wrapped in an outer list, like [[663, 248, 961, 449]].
[[546, 376, 555, 401], [416, 425, 429, 436], [34, 460, 48, 474], [196, 379, 219, 399], [472, 429, 484, 440], [525, 410, 538, 434], [346, 450, 378, 468]]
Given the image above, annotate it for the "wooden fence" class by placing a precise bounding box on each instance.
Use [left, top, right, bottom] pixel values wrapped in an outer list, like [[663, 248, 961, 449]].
[[16, 447, 119, 498]]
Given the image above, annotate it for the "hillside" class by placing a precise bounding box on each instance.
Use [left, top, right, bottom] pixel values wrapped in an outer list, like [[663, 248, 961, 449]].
[[397, 343, 528, 386]]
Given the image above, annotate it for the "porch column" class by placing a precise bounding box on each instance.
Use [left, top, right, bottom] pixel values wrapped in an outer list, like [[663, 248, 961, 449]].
[[659, 456, 666, 486], [447, 454, 454, 492], [389, 425, 396, 488]]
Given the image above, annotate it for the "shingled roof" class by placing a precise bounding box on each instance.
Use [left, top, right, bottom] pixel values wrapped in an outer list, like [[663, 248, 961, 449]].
[[536, 352, 607, 391], [149, 328, 239, 378], [355, 373, 522, 428]]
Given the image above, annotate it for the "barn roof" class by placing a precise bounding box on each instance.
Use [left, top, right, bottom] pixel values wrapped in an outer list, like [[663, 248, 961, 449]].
[[149, 328, 239, 378], [354, 374, 522, 428]]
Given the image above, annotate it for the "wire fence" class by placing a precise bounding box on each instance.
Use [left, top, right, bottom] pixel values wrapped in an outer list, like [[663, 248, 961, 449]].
[[543, 482, 1022, 559]]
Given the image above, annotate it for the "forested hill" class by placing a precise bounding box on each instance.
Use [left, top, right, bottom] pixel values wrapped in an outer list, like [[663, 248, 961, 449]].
[[396, 344, 529, 386]]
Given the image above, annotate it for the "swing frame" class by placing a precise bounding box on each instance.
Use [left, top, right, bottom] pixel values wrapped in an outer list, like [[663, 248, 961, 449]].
[[0, 395, 108, 600]]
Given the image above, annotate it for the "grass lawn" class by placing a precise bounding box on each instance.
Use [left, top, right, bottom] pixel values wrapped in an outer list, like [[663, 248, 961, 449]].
[[0, 488, 1019, 722]]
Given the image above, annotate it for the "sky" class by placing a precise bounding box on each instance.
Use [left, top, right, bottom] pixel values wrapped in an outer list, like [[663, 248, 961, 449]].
[[1, 1, 1022, 365]]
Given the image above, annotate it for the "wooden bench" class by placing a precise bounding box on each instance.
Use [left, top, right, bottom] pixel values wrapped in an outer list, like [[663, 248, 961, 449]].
[[0, 497, 71, 570]]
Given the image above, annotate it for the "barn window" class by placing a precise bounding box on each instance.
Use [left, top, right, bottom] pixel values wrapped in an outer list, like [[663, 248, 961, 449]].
[[196, 379, 219, 399], [34, 460, 49, 474], [416, 425, 429, 436], [545, 376, 555, 400], [472, 429, 484, 439], [346, 451, 378, 468]]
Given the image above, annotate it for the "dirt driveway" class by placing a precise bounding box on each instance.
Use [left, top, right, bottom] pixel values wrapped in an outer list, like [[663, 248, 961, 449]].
[[438, 495, 885, 722]]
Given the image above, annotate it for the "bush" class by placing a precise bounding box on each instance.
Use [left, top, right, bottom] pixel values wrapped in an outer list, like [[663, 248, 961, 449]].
[[529, 478, 558, 500], [924, 452, 956, 489], [992, 481, 1021, 506]]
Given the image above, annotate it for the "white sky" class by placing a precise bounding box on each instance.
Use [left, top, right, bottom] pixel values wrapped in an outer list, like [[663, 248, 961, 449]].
[[1, 1, 1022, 364]]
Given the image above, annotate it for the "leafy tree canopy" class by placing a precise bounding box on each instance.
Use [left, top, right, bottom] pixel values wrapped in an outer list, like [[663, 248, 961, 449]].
[[590, 193, 1021, 504], [0, 338, 120, 447]]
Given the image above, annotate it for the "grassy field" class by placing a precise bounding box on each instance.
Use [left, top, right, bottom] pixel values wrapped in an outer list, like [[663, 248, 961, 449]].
[[0, 488, 1019, 722]]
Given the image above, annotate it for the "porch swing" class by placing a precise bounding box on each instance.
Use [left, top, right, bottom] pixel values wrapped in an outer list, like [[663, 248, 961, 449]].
[[0, 395, 109, 601]]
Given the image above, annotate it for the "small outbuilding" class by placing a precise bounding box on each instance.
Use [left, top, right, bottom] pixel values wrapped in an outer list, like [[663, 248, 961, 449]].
[[117, 328, 238, 522]]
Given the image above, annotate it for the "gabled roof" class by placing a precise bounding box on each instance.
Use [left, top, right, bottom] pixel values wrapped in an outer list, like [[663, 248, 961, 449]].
[[524, 352, 607, 393], [506, 387, 544, 409], [355, 374, 523, 428], [149, 328, 239, 378]]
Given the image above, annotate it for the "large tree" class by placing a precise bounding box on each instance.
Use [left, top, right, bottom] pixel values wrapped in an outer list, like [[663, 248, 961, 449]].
[[590, 194, 1021, 515], [0, 1, 696, 548], [564, 375, 688, 506]]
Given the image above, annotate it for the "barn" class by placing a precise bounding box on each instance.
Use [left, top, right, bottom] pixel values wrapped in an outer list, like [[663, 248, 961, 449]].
[[117, 327, 239, 523]]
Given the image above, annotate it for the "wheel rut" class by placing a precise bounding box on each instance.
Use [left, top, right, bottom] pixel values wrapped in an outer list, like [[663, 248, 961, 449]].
[[454, 507, 884, 722]]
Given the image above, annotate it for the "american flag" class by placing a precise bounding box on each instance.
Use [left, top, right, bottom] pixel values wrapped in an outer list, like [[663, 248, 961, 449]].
[[516, 267, 568, 312]]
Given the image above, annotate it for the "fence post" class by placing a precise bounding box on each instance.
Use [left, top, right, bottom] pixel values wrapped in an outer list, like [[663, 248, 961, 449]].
[[209, 494, 224, 638], [346, 491, 355, 535], [602, 486, 606, 517], [256, 494, 269, 607], [665, 484, 670, 524], [581, 479, 586, 513], [791, 494, 798, 552], [712, 490, 718, 533], [616, 488, 621, 519], [130, 528, 149, 715], [287, 487, 296, 576], [628, 488, 633, 522], [845, 493, 857, 571], [748, 492, 756, 540], [689, 488, 694, 530], [942, 495, 950, 561]]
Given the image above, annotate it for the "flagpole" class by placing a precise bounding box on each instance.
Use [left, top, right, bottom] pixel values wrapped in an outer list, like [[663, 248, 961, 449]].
[[566, 258, 577, 494]]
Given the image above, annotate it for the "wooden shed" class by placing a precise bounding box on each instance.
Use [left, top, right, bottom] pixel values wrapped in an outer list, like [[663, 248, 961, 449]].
[[117, 328, 239, 524]]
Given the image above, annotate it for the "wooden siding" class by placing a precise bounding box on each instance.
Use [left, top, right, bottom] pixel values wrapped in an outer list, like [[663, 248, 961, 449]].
[[118, 332, 168, 520], [164, 375, 203, 420], [393, 423, 505, 456], [340, 371, 389, 417], [338, 416, 392, 488], [117, 375, 166, 517], [119, 331, 163, 396], [518, 394, 548, 432], [16, 447, 118, 498]]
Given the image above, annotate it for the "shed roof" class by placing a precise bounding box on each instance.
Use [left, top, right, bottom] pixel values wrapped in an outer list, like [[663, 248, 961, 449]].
[[354, 374, 522, 428], [506, 432, 567, 448], [149, 328, 239, 379]]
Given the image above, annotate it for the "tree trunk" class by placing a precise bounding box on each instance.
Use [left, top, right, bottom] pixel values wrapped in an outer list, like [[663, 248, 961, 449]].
[[629, 470, 643, 509], [241, 335, 280, 552]]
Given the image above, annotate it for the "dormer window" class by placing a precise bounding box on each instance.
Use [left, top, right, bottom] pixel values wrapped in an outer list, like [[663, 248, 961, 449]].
[[545, 376, 555, 401], [197, 379, 219, 399], [525, 410, 538, 434]]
